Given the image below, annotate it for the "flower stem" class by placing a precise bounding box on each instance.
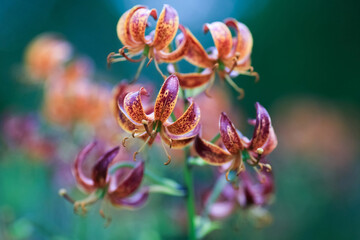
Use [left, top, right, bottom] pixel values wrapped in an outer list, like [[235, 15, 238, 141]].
[[184, 147, 197, 240]]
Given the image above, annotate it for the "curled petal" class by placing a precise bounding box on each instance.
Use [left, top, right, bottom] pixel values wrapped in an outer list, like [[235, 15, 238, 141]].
[[225, 18, 253, 62], [155, 25, 189, 63], [154, 74, 179, 122], [108, 161, 145, 199], [166, 98, 200, 135], [124, 88, 151, 124], [161, 123, 200, 149], [262, 125, 277, 155], [181, 29, 215, 68], [173, 69, 214, 89], [110, 188, 149, 209], [220, 112, 243, 154], [91, 146, 120, 188], [73, 142, 96, 193], [194, 136, 233, 165], [203, 22, 233, 59], [117, 5, 145, 47], [129, 8, 157, 45], [151, 4, 179, 50], [249, 102, 271, 150]]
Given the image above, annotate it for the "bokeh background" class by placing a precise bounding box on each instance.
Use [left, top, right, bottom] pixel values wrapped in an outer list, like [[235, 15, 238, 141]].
[[1, 0, 359, 239]]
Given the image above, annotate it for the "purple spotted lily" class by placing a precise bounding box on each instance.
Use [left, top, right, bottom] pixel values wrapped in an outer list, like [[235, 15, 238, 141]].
[[59, 142, 148, 224], [114, 74, 201, 165], [195, 102, 277, 180], [207, 170, 274, 220]]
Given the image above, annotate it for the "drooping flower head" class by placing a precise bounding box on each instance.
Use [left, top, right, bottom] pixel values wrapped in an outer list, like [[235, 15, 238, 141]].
[[108, 5, 189, 80], [206, 170, 274, 222], [59, 142, 148, 224], [195, 103, 277, 180], [114, 74, 201, 165], [170, 19, 257, 99]]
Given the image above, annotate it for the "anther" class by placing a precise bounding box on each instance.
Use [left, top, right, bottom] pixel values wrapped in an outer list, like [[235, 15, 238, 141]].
[[146, 57, 153, 67], [256, 148, 264, 155], [59, 188, 75, 204], [122, 137, 129, 147]]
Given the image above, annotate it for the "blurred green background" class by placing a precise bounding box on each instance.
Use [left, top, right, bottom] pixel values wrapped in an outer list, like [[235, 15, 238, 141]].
[[1, 0, 359, 239]]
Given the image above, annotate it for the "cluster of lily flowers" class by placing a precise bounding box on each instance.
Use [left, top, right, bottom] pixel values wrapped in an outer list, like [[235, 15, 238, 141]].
[[14, 3, 278, 235]]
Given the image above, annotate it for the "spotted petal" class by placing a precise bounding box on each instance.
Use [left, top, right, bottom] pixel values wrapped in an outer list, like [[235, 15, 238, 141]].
[[73, 142, 96, 193], [249, 102, 271, 150], [117, 5, 145, 48], [173, 68, 214, 89], [194, 136, 233, 165], [129, 8, 157, 45], [166, 98, 200, 135], [262, 125, 277, 155], [108, 161, 144, 199], [154, 74, 179, 122], [151, 4, 179, 50], [180, 29, 215, 68], [161, 123, 200, 149], [91, 146, 119, 188], [155, 25, 189, 63], [124, 88, 151, 124], [220, 112, 243, 154], [224, 18, 253, 63], [203, 22, 233, 59]]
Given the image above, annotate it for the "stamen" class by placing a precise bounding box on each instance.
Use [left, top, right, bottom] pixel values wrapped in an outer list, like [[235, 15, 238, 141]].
[[122, 137, 129, 147], [224, 75, 245, 100], [153, 59, 167, 79], [99, 201, 112, 228], [256, 148, 264, 155], [204, 73, 216, 98], [238, 69, 260, 83], [73, 191, 100, 215], [131, 57, 147, 83], [142, 119, 155, 137], [59, 188, 75, 204], [146, 57, 153, 67], [107, 52, 126, 68], [253, 166, 266, 183], [226, 53, 240, 75], [133, 135, 152, 161], [160, 138, 172, 165], [119, 47, 145, 63]]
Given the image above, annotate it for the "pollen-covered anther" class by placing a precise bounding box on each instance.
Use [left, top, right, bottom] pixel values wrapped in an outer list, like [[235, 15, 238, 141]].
[[256, 147, 264, 155], [59, 188, 75, 204], [122, 137, 129, 147]]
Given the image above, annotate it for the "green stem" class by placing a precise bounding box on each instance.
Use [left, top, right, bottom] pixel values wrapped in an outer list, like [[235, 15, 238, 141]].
[[184, 147, 197, 240], [210, 133, 221, 143]]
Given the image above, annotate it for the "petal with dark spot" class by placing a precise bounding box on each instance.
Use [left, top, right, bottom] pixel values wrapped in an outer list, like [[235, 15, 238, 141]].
[[151, 4, 179, 50], [124, 88, 151, 124], [203, 22, 232, 59], [220, 112, 243, 154], [249, 102, 271, 150], [129, 8, 157, 45], [166, 98, 200, 135], [173, 69, 214, 89], [154, 74, 179, 122], [117, 5, 145, 47], [194, 136, 233, 165]]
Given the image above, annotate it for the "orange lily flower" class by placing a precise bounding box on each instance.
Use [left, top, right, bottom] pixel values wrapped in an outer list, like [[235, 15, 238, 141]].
[[114, 74, 201, 165], [170, 19, 258, 99], [108, 5, 189, 81]]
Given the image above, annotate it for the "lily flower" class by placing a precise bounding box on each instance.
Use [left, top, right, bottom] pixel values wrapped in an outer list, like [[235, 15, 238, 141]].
[[108, 4, 189, 81], [194, 103, 277, 180], [169, 19, 257, 99], [207, 171, 274, 220], [114, 74, 201, 165], [59, 142, 148, 225]]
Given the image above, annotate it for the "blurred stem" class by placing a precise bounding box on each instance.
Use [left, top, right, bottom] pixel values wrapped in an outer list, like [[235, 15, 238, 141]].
[[202, 173, 227, 218], [184, 146, 196, 240]]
